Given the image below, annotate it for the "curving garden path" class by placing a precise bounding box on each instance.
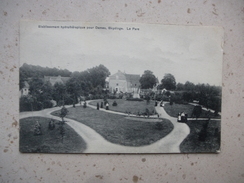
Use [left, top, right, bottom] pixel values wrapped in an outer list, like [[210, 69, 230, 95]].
[[20, 102, 190, 153]]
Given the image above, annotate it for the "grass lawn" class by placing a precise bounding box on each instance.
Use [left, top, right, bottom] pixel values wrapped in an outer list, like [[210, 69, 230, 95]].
[[164, 103, 220, 118], [180, 119, 220, 153], [52, 106, 174, 147], [19, 117, 87, 153], [89, 99, 156, 115]]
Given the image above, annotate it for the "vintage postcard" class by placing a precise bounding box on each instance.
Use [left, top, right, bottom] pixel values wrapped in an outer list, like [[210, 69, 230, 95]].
[[19, 21, 223, 153]]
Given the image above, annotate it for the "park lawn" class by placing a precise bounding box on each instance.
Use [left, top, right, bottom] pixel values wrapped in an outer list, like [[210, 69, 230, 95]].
[[180, 119, 221, 153], [19, 117, 87, 153], [53, 106, 174, 147], [89, 99, 156, 115], [164, 103, 220, 118]]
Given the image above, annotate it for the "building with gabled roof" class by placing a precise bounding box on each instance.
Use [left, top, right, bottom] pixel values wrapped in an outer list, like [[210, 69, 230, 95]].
[[19, 81, 30, 97], [109, 70, 140, 93], [44, 75, 70, 86]]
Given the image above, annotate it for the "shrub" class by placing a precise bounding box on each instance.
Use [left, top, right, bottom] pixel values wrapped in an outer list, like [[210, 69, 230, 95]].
[[155, 94, 170, 101], [182, 92, 194, 102], [64, 96, 73, 105], [19, 96, 32, 112], [191, 105, 202, 118], [171, 93, 189, 105], [43, 100, 53, 109], [112, 101, 118, 106]]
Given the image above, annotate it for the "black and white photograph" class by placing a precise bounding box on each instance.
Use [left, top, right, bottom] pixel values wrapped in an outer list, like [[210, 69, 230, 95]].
[[19, 21, 223, 153]]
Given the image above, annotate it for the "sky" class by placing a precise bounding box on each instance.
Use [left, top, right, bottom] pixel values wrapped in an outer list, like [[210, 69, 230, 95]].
[[20, 21, 223, 86]]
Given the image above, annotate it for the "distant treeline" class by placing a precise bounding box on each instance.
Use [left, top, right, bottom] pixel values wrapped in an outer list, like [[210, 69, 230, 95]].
[[20, 63, 71, 85]]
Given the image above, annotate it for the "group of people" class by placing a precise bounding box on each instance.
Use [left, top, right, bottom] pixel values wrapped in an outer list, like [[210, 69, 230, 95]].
[[96, 101, 110, 110], [177, 112, 188, 122], [155, 100, 164, 107]]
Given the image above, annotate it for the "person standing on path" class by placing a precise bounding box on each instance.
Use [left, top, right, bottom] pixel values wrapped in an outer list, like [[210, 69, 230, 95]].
[[106, 102, 109, 110]]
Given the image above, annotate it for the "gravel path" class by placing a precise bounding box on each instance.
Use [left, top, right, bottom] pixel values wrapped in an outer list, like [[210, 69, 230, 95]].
[[20, 103, 190, 153]]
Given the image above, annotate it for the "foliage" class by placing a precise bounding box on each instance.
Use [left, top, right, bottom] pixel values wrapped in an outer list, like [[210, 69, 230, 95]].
[[154, 94, 170, 102], [182, 92, 195, 102], [176, 82, 184, 91], [52, 82, 66, 105], [19, 63, 111, 112], [171, 92, 186, 104], [64, 64, 110, 102], [146, 95, 150, 104], [139, 70, 157, 89], [164, 103, 220, 119], [159, 73, 176, 90], [191, 105, 202, 119], [173, 81, 222, 112], [60, 106, 68, 122], [86, 64, 110, 88], [112, 101, 118, 106], [19, 96, 32, 112], [42, 100, 53, 109], [66, 76, 81, 106], [180, 119, 220, 153], [20, 63, 71, 80], [169, 97, 173, 105]]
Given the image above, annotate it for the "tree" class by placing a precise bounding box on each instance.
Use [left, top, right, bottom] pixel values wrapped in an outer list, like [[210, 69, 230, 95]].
[[27, 77, 45, 110], [191, 105, 202, 119], [184, 81, 195, 91], [60, 106, 68, 122], [160, 73, 176, 90], [19, 63, 72, 79], [29, 77, 44, 97], [86, 64, 110, 88], [139, 70, 157, 89], [53, 83, 67, 106], [176, 82, 184, 91], [66, 76, 82, 107], [182, 92, 194, 102]]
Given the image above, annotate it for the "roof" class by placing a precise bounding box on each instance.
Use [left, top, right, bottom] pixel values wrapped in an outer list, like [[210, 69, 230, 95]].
[[109, 70, 126, 80], [109, 71, 140, 85], [44, 75, 70, 86], [124, 74, 140, 85], [23, 81, 30, 88]]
